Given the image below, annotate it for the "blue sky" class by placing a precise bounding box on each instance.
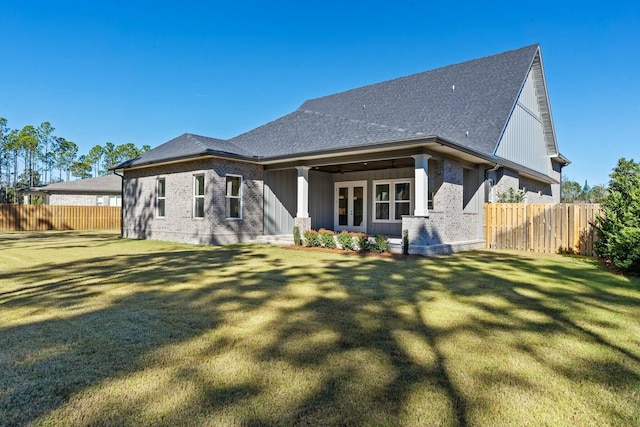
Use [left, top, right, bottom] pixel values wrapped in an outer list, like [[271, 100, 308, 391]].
[[1, 1, 638, 185]]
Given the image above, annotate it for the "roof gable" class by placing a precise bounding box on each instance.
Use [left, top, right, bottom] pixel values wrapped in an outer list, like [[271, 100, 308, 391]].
[[494, 48, 559, 174]]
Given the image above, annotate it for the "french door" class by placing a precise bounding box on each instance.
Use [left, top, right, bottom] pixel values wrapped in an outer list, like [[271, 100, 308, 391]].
[[334, 181, 367, 233]]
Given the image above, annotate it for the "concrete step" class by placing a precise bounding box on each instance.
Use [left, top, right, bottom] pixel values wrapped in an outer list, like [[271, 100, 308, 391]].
[[388, 238, 403, 254]]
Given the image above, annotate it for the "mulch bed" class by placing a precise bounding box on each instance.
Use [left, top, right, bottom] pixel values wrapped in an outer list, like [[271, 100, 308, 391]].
[[598, 257, 640, 277], [282, 245, 421, 260]]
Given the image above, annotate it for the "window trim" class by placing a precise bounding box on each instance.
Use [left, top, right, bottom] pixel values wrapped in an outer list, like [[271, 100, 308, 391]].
[[156, 177, 166, 218], [193, 174, 205, 219], [372, 179, 414, 223], [225, 174, 243, 220]]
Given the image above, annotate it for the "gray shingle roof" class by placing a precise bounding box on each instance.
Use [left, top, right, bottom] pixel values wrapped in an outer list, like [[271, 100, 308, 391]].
[[30, 174, 122, 193], [229, 44, 539, 158], [115, 133, 254, 168], [116, 44, 540, 168], [227, 109, 422, 158]]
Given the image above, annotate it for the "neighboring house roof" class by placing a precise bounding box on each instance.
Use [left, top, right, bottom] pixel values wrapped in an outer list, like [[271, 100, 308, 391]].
[[27, 174, 122, 194], [114, 44, 567, 174]]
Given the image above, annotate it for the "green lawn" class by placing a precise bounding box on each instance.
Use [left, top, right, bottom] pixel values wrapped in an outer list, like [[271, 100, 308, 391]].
[[1, 231, 639, 426]]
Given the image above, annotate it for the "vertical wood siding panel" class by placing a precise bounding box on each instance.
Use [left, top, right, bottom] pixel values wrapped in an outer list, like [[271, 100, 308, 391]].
[[310, 171, 333, 230], [264, 170, 296, 235], [495, 69, 549, 175]]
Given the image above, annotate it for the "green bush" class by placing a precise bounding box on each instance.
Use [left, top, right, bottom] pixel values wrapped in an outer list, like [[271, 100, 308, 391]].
[[372, 235, 389, 253], [303, 230, 321, 247], [357, 233, 371, 252], [319, 229, 336, 249], [594, 158, 640, 273], [497, 187, 526, 203], [293, 226, 301, 246], [337, 231, 356, 251]]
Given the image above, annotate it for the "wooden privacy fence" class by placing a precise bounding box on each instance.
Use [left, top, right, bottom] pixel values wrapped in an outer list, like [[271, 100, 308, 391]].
[[0, 205, 121, 231], [484, 203, 602, 256]]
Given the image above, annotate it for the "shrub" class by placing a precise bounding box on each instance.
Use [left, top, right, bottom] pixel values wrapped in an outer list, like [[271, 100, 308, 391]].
[[319, 229, 336, 249], [293, 226, 301, 246], [372, 234, 389, 253], [402, 229, 409, 255], [337, 231, 357, 251], [356, 233, 371, 252], [594, 158, 640, 273], [497, 187, 526, 203], [303, 230, 321, 247]]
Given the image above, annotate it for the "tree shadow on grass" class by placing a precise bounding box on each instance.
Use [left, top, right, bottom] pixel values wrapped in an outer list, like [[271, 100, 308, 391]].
[[1, 238, 640, 426]]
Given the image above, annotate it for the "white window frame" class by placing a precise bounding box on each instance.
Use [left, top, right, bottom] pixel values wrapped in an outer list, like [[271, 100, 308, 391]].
[[111, 196, 122, 207], [193, 174, 205, 219], [225, 174, 242, 220], [156, 178, 166, 218], [372, 179, 414, 223]]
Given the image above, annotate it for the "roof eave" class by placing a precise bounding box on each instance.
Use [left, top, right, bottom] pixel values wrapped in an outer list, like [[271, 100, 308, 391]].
[[552, 153, 571, 166], [493, 156, 559, 184], [113, 135, 559, 185], [111, 150, 262, 172]]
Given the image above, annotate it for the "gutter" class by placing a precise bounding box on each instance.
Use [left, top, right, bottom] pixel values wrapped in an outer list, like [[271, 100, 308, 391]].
[[552, 153, 571, 166], [113, 170, 124, 238], [111, 134, 559, 184], [109, 150, 263, 172]]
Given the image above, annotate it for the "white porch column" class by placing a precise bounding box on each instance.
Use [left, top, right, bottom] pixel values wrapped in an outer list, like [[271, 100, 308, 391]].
[[412, 154, 431, 217], [296, 166, 310, 218]]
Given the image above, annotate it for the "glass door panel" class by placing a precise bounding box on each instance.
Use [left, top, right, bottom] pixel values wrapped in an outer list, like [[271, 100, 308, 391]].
[[334, 181, 367, 233], [338, 187, 348, 226], [353, 186, 364, 227]]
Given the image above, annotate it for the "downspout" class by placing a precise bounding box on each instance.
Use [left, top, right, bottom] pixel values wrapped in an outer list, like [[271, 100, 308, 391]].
[[113, 170, 124, 238], [484, 163, 501, 203]]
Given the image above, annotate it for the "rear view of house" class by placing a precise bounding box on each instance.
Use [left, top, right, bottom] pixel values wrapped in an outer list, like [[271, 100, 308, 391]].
[[114, 44, 568, 254]]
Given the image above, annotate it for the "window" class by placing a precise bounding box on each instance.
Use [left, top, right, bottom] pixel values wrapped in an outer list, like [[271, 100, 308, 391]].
[[110, 196, 122, 207], [157, 178, 166, 218], [394, 182, 411, 220], [375, 183, 390, 220], [373, 179, 413, 222], [225, 175, 242, 219], [96, 196, 105, 206], [193, 174, 205, 218]]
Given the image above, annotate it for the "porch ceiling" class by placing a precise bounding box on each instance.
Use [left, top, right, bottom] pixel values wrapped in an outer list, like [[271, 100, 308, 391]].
[[312, 157, 415, 173]]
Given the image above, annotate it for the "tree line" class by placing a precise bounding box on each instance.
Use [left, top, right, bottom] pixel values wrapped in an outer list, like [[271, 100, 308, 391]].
[[560, 176, 607, 203], [0, 117, 149, 204]]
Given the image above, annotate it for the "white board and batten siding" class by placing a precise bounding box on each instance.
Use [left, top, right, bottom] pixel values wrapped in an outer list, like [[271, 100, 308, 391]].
[[263, 169, 297, 235], [263, 168, 414, 237], [495, 66, 554, 176], [263, 169, 334, 235]]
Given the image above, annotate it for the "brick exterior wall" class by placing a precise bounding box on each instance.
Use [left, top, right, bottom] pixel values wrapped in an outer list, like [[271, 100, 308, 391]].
[[122, 158, 263, 244], [402, 159, 481, 250], [488, 166, 561, 204]]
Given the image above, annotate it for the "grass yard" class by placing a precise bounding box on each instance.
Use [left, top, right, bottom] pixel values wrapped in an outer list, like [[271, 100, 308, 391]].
[[1, 232, 639, 426]]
